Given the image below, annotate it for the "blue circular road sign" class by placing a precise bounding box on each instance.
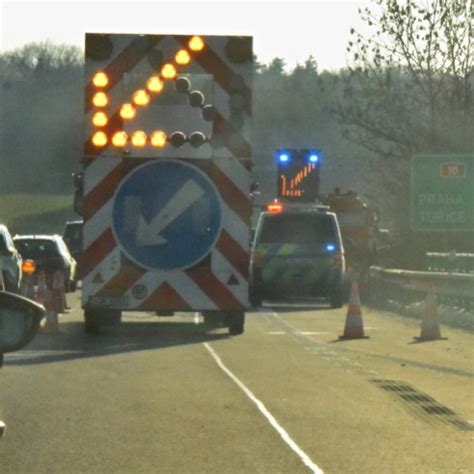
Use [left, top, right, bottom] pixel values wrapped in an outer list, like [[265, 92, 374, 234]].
[[112, 160, 222, 270]]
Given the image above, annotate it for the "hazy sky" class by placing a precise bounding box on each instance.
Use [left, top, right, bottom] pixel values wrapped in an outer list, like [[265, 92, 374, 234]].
[[0, 0, 369, 72]]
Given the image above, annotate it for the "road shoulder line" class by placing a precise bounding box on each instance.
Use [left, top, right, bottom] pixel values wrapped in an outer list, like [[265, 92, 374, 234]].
[[203, 342, 323, 474]]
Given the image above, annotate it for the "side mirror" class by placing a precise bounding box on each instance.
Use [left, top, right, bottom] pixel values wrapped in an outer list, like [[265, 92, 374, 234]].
[[0, 291, 44, 364]]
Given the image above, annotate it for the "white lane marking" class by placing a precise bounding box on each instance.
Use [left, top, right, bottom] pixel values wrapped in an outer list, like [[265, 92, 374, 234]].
[[300, 332, 329, 335], [204, 343, 324, 474], [268, 331, 286, 335]]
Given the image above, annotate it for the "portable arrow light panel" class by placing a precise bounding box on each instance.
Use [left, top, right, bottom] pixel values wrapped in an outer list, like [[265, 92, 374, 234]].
[[82, 33, 253, 314], [276, 149, 321, 202]]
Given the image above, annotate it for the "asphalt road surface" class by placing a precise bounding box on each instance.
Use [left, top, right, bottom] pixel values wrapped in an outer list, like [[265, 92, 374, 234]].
[[1, 292, 473, 473]]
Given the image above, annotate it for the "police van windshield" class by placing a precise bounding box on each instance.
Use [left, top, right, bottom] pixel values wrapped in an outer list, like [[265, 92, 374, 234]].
[[259, 214, 335, 244]]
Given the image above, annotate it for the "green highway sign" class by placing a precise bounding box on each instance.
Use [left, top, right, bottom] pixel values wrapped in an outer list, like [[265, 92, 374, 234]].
[[411, 154, 474, 232]]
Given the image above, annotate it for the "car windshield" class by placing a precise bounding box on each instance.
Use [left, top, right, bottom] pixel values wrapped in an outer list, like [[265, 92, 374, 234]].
[[259, 214, 336, 244], [14, 239, 58, 259]]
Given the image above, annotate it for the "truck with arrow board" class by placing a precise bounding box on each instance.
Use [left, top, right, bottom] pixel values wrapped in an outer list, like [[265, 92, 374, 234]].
[[76, 33, 253, 334]]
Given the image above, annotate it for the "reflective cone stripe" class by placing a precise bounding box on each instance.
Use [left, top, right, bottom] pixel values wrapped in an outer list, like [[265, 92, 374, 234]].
[[52, 271, 65, 313], [340, 280, 368, 340], [416, 285, 446, 341], [40, 276, 60, 333], [36, 271, 47, 305]]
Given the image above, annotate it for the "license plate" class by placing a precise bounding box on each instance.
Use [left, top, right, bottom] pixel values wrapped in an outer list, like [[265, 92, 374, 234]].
[[89, 295, 129, 307]]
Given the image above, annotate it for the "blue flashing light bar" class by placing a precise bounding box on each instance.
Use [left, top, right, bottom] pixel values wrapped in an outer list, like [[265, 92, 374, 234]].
[[326, 244, 336, 252], [279, 153, 289, 163], [309, 154, 319, 163]]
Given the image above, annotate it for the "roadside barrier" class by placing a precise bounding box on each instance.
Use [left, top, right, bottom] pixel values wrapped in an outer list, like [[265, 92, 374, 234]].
[[339, 278, 369, 340], [414, 284, 447, 341], [425, 252, 474, 274], [369, 266, 474, 331]]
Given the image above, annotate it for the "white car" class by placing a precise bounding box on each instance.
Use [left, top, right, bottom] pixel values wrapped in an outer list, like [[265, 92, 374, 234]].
[[0, 224, 22, 293], [13, 234, 77, 292]]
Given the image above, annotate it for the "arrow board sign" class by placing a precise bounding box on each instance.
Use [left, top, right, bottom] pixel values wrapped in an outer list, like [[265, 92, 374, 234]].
[[112, 161, 222, 270]]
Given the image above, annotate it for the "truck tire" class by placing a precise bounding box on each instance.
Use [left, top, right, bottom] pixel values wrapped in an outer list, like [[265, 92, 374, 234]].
[[249, 287, 262, 307], [84, 309, 122, 333], [84, 309, 100, 334], [107, 309, 122, 325], [228, 312, 245, 335]]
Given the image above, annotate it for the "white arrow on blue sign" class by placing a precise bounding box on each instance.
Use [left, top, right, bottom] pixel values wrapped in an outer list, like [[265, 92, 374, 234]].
[[112, 160, 222, 270]]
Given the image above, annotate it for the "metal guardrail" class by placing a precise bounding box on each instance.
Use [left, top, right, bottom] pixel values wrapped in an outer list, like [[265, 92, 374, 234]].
[[368, 266, 474, 330], [425, 252, 474, 274]]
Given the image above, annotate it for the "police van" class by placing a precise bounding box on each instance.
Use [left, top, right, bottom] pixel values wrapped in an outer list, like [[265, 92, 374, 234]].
[[249, 201, 346, 308]]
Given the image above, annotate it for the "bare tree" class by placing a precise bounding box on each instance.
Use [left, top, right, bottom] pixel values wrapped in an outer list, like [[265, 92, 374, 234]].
[[339, 0, 473, 159]]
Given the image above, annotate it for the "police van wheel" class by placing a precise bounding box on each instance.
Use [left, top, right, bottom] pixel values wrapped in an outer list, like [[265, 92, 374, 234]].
[[84, 309, 100, 334], [228, 313, 245, 335], [329, 288, 344, 309]]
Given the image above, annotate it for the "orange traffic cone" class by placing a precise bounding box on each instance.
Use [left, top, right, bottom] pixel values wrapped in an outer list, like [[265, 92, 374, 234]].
[[339, 279, 369, 340], [38, 273, 60, 334], [52, 271, 65, 313], [36, 271, 47, 306], [20, 274, 36, 300], [414, 284, 447, 341], [20, 259, 36, 300]]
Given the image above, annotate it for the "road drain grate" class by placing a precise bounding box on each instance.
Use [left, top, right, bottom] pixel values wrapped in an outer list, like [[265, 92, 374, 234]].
[[372, 379, 473, 431]]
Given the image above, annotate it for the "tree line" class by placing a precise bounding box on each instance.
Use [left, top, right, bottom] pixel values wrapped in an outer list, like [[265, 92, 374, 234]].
[[0, 1, 472, 239]]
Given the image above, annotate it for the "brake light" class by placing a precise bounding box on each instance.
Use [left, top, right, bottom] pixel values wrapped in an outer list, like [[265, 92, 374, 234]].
[[266, 200, 283, 213], [250, 251, 263, 268]]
